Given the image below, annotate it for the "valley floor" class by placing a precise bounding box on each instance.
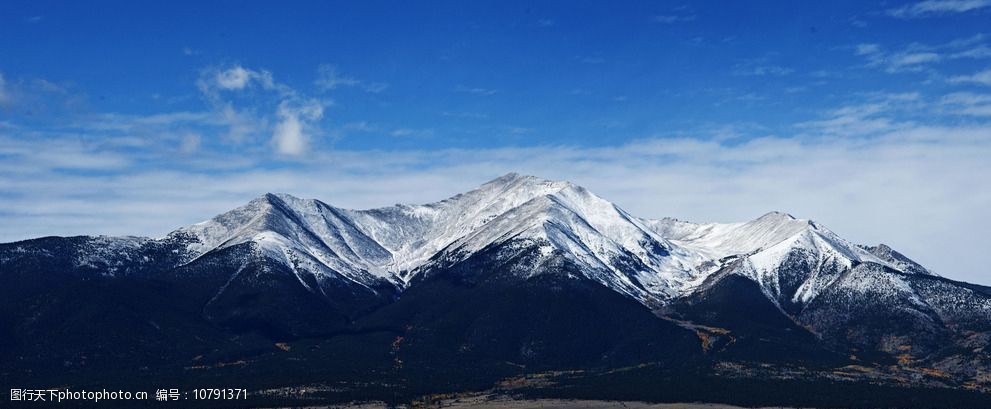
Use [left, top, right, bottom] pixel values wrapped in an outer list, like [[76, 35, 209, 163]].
[[319, 396, 799, 409]]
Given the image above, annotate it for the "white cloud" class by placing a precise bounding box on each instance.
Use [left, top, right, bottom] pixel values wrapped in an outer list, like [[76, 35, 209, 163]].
[[455, 85, 499, 96], [272, 99, 323, 155], [651, 6, 696, 24], [949, 68, 991, 85], [0, 135, 131, 171], [0, 73, 85, 114], [389, 128, 433, 137], [854, 37, 991, 73], [315, 64, 359, 90], [214, 66, 272, 90], [856, 43, 882, 56], [442, 111, 489, 119], [856, 45, 939, 72], [362, 82, 389, 93], [194, 65, 329, 152], [940, 92, 991, 115], [82, 111, 215, 132], [796, 92, 922, 135], [651, 14, 695, 23], [732, 61, 794, 76], [212, 104, 249, 142], [887, 0, 991, 17], [0, 73, 10, 107], [198, 65, 277, 97], [179, 133, 202, 154], [890, 52, 942, 66], [273, 113, 305, 155], [342, 121, 379, 132], [950, 44, 991, 58], [315, 64, 387, 93]]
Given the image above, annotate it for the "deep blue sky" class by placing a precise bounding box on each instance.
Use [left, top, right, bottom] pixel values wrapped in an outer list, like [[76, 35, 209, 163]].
[[1, 1, 990, 283], [3, 1, 989, 149]]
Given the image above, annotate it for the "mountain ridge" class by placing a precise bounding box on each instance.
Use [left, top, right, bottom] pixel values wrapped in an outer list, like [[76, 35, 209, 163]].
[[0, 173, 951, 308], [138, 173, 935, 308], [2, 173, 989, 407]]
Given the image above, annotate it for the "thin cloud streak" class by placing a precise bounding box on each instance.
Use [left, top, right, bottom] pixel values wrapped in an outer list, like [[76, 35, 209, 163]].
[[949, 68, 991, 85], [887, 0, 991, 18]]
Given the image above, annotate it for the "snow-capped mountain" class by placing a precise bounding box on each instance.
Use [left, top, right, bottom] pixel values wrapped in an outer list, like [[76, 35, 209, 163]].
[[157, 173, 938, 309], [162, 174, 693, 302], [3, 173, 990, 404], [646, 210, 935, 308]]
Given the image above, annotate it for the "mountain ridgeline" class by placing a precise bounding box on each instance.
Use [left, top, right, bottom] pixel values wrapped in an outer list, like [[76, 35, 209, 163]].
[[2, 173, 990, 408]]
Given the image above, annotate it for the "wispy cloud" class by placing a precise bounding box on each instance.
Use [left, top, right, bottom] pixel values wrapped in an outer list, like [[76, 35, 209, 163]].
[[854, 36, 991, 73], [342, 121, 379, 132], [796, 92, 922, 136], [651, 14, 695, 24], [949, 68, 991, 85], [887, 0, 991, 18], [579, 56, 605, 64], [389, 128, 434, 137], [273, 99, 324, 155], [196, 65, 328, 155], [213, 66, 274, 90], [455, 85, 499, 96], [940, 92, 991, 115], [314, 64, 388, 93], [732, 60, 794, 76], [177, 132, 202, 154], [0, 73, 11, 107], [856, 43, 941, 72], [0, 73, 83, 114], [441, 111, 489, 119], [651, 6, 696, 24]]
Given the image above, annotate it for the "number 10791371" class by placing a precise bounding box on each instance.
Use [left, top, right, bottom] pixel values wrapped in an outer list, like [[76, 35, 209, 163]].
[[192, 388, 247, 400]]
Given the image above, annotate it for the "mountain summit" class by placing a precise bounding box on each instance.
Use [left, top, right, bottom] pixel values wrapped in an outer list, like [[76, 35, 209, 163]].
[[2, 173, 989, 407]]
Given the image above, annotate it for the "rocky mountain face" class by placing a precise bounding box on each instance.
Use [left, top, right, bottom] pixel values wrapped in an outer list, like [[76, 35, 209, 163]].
[[2, 173, 989, 408]]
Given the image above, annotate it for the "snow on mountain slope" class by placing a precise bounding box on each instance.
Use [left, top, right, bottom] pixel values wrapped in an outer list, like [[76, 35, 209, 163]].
[[736, 222, 899, 304], [345, 173, 576, 276], [172, 193, 396, 287], [861, 243, 935, 276], [71, 235, 152, 275], [645, 211, 868, 262], [643, 211, 924, 307], [169, 174, 589, 286], [159, 173, 938, 308], [422, 180, 707, 302]]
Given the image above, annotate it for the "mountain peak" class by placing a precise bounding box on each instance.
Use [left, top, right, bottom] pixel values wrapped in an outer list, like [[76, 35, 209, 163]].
[[861, 242, 935, 276], [259, 192, 307, 204], [482, 172, 531, 186], [757, 210, 797, 221], [480, 173, 571, 191], [492, 171, 526, 181]]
